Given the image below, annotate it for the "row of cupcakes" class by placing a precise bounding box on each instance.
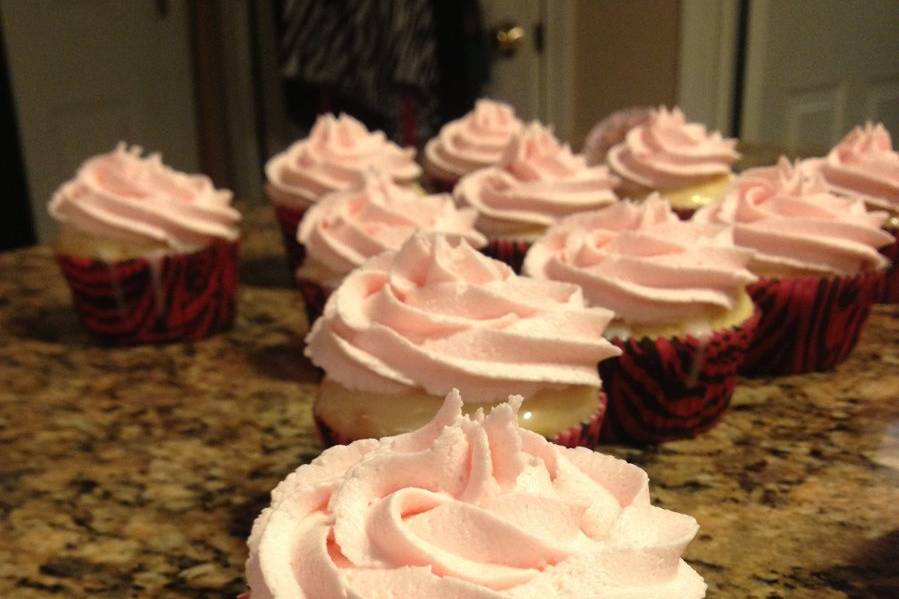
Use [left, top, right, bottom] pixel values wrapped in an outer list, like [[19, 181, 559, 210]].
[[302, 188, 891, 449], [43, 145, 709, 599], [264, 105, 893, 434], [243, 223, 715, 597], [267, 109, 893, 446], [44, 142, 711, 599], [41, 109, 896, 599], [240, 141, 897, 594], [264, 105, 742, 277], [45, 104, 896, 363], [266, 103, 897, 299]]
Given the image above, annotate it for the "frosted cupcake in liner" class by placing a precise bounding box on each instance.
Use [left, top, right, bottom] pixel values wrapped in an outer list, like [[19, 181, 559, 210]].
[[295, 170, 486, 324], [456, 122, 620, 272], [423, 98, 523, 191], [524, 196, 759, 444], [265, 113, 422, 275], [243, 390, 707, 599], [49, 143, 241, 345], [802, 122, 899, 303], [606, 106, 739, 219], [305, 233, 621, 448], [695, 158, 893, 375]]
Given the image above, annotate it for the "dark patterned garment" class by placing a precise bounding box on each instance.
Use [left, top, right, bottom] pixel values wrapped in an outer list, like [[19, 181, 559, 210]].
[[277, 0, 487, 145]]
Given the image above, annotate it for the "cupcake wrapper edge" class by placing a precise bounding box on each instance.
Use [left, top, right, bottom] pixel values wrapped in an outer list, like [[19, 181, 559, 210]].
[[875, 230, 898, 304], [57, 239, 238, 345], [599, 309, 760, 445], [740, 271, 880, 376], [273, 204, 307, 277], [296, 277, 333, 327], [549, 391, 608, 449]]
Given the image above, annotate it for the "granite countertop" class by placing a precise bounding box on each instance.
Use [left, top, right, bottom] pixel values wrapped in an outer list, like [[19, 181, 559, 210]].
[[1, 205, 897, 599]]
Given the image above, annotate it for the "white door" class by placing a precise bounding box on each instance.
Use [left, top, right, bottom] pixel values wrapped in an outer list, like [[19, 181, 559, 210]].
[[480, 0, 542, 121], [2, 0, 199, 242], [480, 0, 573, 139], [741, 0, 899, 155]]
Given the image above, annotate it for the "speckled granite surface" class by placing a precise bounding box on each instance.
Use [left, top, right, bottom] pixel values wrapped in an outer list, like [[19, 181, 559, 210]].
[[1, 205, 897, 598]]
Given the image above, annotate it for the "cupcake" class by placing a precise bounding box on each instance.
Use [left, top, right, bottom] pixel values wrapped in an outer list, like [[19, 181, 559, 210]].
[[523, 196, 759, 444], [422, 98, 522, 191], [605, 106, 739, 219], [305, 233, 621, 448], [49, 143, 241, 345], [695, 158, 893, 375], [265, 113, 422, 276], [243, 390, 707, 599], [803, 123, 899, 303], [455, 122, 620, 272], [295, 170, 487, 324]]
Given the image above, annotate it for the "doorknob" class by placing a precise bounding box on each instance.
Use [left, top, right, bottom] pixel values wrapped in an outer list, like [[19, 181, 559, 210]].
[[492, 22, 525, 57]]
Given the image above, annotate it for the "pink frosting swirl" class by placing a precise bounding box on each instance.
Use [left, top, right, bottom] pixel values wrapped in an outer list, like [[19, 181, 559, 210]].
[[246, 390, 706, 599], [299, 171, 487, 276], [806, 122, 899, 210], [524, 196, 756, 325], [455, 122, 620, 236], [424, 99, 523, 181], [49, 143, 240, 249], [265, 114, 421, 208], [695, 158, 893, 274], [606, 106, 739, 192], [305, 234, 621, 401]]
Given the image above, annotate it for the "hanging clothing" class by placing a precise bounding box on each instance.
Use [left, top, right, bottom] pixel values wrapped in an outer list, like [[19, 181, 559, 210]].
[[277, 0, 488, 146]]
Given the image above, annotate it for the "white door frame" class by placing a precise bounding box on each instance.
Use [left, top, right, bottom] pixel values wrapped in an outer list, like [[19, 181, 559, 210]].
[[1, 1, 199, 242], [541, 0, 575, 141], [676, 0, 741, 135], [740, 0, 771, 143]]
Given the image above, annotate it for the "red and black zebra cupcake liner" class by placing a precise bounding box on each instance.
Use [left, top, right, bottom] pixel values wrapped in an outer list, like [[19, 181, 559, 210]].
[[314, 391, 608, 449], [598, 309, 761, 445], [875, 228, 898, 304], [740, 270, 882, 376], [296, 277, 334, 326], [551, 391, 608, 449], [272, 204, 307, 278], [481, 238, 533, 274], [56, 240, 238, 345]]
